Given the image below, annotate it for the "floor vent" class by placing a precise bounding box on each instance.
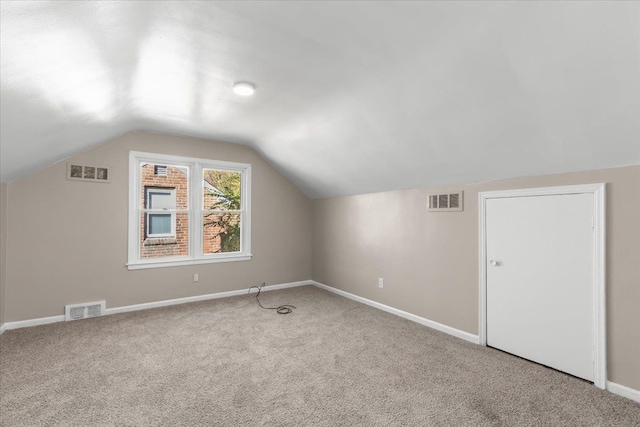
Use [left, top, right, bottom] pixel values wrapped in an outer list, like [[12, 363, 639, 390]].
[[65, 301, 106, 321], [428, 191, 464, 212]]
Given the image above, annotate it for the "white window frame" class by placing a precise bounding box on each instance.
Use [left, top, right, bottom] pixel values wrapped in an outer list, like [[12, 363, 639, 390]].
[[145, 188, 176, 238], [128, 151, 252, 270]]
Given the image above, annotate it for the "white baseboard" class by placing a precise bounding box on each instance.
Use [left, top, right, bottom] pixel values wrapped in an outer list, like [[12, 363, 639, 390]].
[[608, 381, 640, 403], [0, 323, 6, 335], [0, 280, 478, 347], [105, 280, 310, 315], [1, 314, 66, 331], [0, 280, 312, 332], [310, 280, 479, 344]]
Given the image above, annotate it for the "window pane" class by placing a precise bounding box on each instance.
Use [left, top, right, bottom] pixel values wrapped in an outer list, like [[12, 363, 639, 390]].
[[203, 212, 241, 254], [148, 214, 172, 235], [140, 212, 189, 259], [203, 169, 241, 210], [147, 190, 176, 209], [140, 163, 189, 209]]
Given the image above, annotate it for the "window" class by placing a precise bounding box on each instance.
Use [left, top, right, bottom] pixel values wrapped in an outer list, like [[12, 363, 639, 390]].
[[128, 151, 251, 269], [145, 188, 176, 237]]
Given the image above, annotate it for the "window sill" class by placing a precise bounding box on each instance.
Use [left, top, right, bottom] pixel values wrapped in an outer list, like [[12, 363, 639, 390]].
[[127, 254, 252, 270], [143, 237, 178, 246]]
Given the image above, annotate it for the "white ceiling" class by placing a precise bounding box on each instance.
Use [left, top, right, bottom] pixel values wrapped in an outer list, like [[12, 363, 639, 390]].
[[1, 1, 639, 198]]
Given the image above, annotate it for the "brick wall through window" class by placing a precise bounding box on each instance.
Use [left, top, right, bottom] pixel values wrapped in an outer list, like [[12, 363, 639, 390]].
[[139, 164, 226, 258]]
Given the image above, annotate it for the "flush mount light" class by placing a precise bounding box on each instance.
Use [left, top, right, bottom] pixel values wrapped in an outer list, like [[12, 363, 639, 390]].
[[233, 81, 256, 96]]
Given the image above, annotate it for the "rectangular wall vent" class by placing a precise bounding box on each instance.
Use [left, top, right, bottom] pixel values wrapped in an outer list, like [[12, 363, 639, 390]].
[[65, 301, 106, 321], [67, 163, 110, 183], [154, 165, 168, 176], [428, 191, 464, 212]]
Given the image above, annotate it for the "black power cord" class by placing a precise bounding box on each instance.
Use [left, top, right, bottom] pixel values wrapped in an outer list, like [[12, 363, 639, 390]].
[[248, 282, 296, 314]]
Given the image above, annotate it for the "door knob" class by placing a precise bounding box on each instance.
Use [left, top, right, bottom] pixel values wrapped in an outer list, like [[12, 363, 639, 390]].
[[490, 260, 499, 266]]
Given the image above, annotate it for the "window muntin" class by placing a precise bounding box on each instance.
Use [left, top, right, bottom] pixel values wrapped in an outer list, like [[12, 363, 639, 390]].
[[128, 152, 251, 269]]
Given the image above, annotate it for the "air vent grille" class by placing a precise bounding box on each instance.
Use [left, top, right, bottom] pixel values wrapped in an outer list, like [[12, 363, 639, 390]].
[[69, 306, 85, 320], [449, 193, 460, 208], [154, 165, 168, 176], [438, 194, 449, 208], [65, 301, 106, 321], [427, 191, 463, 212], [67, 163, 110, 183]]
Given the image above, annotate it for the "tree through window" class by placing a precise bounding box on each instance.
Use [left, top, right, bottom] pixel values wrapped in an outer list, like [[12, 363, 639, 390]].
[[203, 169, 242, 254]]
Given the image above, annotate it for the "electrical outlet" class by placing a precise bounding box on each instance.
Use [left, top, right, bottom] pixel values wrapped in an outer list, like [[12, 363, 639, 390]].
[[378, 278, 384, 289], [193, 273, 199, 283]]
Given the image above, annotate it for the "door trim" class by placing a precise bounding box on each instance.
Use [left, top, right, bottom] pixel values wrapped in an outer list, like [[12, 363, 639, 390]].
[[478, 183, 606, 389]]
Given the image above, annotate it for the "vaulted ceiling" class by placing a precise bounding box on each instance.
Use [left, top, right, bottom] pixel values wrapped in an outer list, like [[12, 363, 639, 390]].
[[1, 1, 638, 198]]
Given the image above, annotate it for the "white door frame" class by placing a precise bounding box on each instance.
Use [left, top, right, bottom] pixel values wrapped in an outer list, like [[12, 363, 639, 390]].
[[478, 183, 606, 389]]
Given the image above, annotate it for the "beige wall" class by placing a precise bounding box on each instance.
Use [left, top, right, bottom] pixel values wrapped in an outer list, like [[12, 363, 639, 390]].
[[0, 182, 7, 325], [312, 165, 640, 390], [4, 131, 312, 321]]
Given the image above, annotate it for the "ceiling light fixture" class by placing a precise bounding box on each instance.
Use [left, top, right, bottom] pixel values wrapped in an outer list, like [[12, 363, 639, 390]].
[[233, 81, 256, 96]]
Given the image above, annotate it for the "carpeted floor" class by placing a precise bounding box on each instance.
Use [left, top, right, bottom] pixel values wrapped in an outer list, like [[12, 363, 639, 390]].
[[1, 285, 638, 426]]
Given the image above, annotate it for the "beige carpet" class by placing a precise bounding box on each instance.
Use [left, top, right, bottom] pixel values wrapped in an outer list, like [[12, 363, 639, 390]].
[[1, 285, 638, 426]]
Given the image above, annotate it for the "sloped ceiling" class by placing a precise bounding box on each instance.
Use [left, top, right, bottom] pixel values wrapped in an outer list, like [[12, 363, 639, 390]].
[[1, 1, 639, 198]]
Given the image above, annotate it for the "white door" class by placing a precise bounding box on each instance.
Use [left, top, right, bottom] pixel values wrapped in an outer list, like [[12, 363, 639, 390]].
[[486, 193, 594, 381]]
